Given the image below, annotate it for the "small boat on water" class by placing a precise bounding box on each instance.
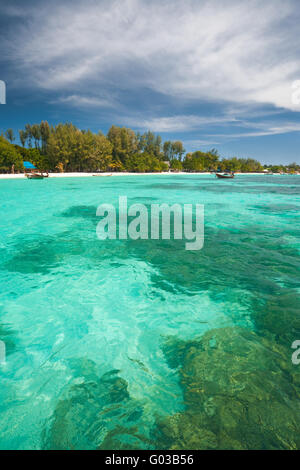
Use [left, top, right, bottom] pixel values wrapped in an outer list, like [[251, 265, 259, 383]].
[[26, 172, 48, 179], [216, 172, 235, 179], [24, 161, 49, 179], [92, 174, 112, 177]]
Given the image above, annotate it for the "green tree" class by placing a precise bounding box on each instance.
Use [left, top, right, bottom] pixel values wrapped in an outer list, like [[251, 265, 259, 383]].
[[81, 132, 112, 171], [183, 151, 205, 171], [138, 131, 163, 159], [46, 123, 74, 170], [19, 129, 27, 147], [239, 158, 263, 172], [126, 153, 167, 173], [45, 124, 112, 172], [205, 149, 220, 170], [40, 121, 50, 152], [170, 159, 183, 171], [163, 140, 185, 161], [25, 124, 33, 148], [172, 141, 185, 161], [0, 136, 23, 173], [163, 141, 173, 161], [107, 125, 138, 166], [31, 124, 41, 148], [5, 129, 15, 144]]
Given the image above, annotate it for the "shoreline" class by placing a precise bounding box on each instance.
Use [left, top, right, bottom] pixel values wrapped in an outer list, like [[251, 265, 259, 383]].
[[0, 172, 298, 179]]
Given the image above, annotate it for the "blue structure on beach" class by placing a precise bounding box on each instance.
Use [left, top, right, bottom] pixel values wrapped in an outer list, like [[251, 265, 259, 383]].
[[23, 161, 37, 170]]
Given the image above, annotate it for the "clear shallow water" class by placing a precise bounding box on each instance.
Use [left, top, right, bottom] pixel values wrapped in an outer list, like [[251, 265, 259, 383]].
[[0, 174, 299, 449]]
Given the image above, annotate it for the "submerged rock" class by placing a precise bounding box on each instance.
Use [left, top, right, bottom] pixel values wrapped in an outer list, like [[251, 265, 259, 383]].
[[252, 289, 300, 349], [42, 360, 154, 450], [159, 327, 300, 450]]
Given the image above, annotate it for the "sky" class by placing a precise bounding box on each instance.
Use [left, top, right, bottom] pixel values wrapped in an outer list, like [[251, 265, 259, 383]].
[[1, 0, 300, 164]]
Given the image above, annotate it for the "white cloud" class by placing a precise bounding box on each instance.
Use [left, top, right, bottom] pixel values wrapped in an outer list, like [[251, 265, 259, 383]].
[[185, 121, 300, 147], [127, 114, 240, 132], [138, 113, 300, 144], [5, 0, 300, 113], [212, 122, 300, 138], [125, 112, 300, 141], [54, 94, 116, 108], [184, 139, 222, 148]]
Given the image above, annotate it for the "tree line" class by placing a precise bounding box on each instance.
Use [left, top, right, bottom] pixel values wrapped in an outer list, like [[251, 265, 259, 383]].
[[0, 122, 299, 174]]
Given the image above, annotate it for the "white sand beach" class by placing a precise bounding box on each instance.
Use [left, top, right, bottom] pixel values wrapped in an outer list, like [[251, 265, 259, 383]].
[[0, 172, 293, 179], [0, 172, 206, 179]]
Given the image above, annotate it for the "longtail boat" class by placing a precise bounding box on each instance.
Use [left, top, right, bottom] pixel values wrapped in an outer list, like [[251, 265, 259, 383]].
[[216, 172, 235, 179], [92, 174, 112, 177], [26, 171, 49, 179], [23, 161, 49, 179]]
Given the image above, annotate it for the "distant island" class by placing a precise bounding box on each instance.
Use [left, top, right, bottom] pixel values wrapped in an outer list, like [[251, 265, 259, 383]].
[[1, 122, 299, 174]]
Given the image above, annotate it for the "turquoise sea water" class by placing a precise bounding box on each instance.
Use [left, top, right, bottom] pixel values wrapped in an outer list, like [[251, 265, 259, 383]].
[[0, 174, 299, 450]]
